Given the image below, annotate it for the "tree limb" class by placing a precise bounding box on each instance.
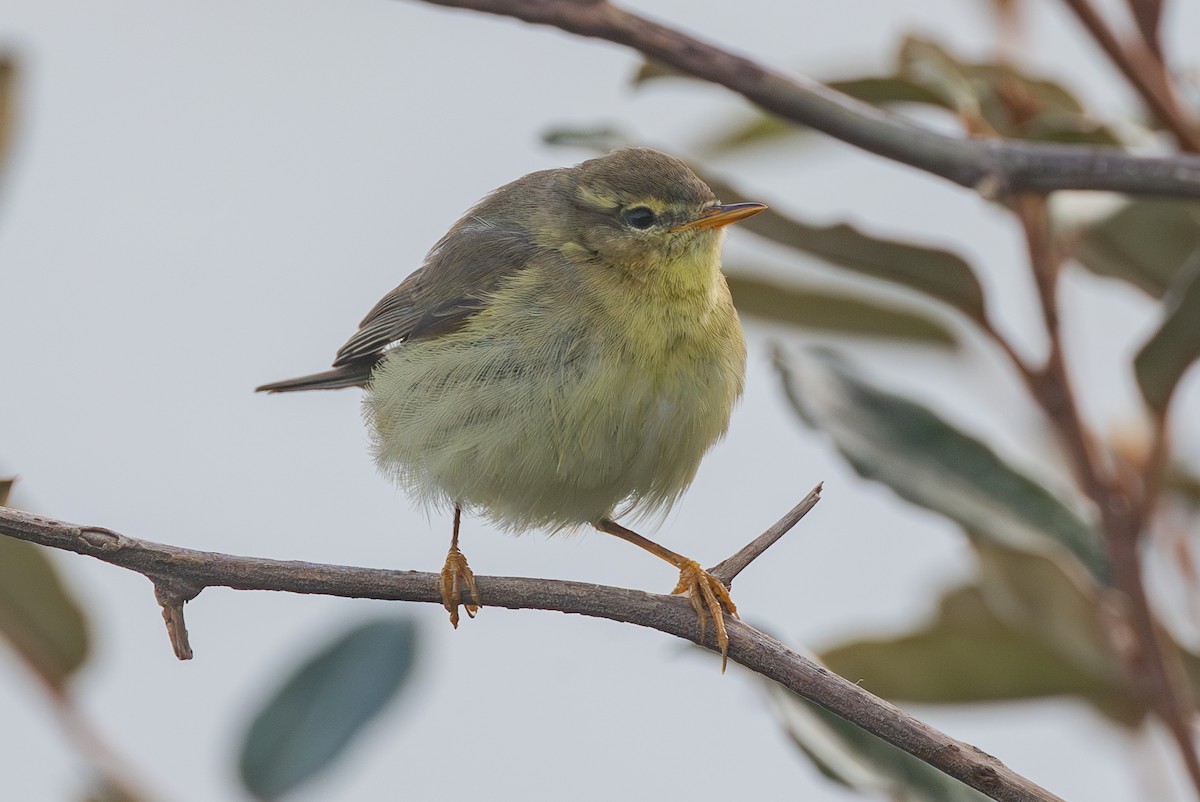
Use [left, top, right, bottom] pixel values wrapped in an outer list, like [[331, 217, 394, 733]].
[[414, 0, 1200, 198], [0, 502, 1064, 802]]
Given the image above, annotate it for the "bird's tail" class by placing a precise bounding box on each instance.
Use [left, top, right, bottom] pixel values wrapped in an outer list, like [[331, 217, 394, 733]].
[[255, 365, 370, 394]]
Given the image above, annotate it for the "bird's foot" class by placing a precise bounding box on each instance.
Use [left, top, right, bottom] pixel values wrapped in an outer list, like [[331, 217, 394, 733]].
[[440, 546, 481, 628], [671, 560, 738, 671]]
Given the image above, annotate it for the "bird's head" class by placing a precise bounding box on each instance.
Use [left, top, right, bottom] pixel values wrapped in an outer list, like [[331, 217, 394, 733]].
[[548, 148, 766, 280]]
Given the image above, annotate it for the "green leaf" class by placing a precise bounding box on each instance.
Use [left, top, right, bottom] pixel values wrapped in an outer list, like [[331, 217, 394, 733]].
[[820, 584, 1144, 726], [239, 618, 420, 801], [699, 78, 944, 155], [540, 126, 632, 153], [829, 76, 950, 108], [726, 273, 957, 344], [701, 176, 987, 322], [895, 38, 1120, 145], [699, 37, 1117, 154], [971, 541, 1128, 693], [764, 682, 992, 802], [629, 58, 687, 86], [1134, 258, 1200, 412], [0, 530, 90, 690], [775, 347, 1108, 579], [1074, 199, 1200, 297]]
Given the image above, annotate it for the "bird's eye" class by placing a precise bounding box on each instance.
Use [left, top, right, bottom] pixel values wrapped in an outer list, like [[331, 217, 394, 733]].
[[622, 206, 657, 230]]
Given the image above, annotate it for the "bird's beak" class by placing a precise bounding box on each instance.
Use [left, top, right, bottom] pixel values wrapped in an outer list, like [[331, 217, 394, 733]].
[[674, 202, 768, 232]]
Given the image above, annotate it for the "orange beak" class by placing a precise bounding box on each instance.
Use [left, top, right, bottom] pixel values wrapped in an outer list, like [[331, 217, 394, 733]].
[[673, 201, 768, 231]]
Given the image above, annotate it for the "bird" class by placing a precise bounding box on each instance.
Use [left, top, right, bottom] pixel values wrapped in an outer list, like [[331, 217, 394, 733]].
[[257, 147, 765, 667]]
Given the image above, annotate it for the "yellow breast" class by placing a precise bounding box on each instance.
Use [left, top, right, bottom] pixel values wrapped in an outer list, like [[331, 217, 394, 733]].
[[363, 255, 746, 532]]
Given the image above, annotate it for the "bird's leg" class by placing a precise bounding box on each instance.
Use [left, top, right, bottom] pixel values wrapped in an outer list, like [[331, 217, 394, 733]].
[[595, 518, 738, 671], [440, 505, 481, 628]]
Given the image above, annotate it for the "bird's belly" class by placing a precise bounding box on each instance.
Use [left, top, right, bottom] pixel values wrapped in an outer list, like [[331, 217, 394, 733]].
[[364, 333, 737, 532]]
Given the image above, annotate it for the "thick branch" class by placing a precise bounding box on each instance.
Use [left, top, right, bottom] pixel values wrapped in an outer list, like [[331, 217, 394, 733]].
[[0, 505, 1062, 802], [415, 0, 1200, 198]]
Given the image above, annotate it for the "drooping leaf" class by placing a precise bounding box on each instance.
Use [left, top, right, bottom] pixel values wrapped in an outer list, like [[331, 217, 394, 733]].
[[702, 176, 987, 322], [0, 513, 91, 689], [764, 681, 992, 802], [700, 77, 945, 154], [1074, 199, 1200, 298], [775, 347, 1107, 579], [1134, 257, 1200, 412], [540, 126, 632, 153], [971, 541, 1127, 690], [698, 36, 1117, 154], [895, 38, 1120, 144], [726, 273, 957, 344], [820, 584, 1144, 726], [239, 618, 420, 801]]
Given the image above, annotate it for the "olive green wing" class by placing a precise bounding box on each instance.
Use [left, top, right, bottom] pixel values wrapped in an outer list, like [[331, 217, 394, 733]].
[[256, 223, 541, 393]]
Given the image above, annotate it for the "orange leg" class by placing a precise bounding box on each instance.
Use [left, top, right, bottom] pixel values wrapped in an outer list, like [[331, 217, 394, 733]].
[[440, 506, 481, 628], [595, 518, 738, 671]]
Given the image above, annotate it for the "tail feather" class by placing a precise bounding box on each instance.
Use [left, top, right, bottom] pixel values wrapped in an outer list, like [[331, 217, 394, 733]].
[[256, 365, 371, 394]]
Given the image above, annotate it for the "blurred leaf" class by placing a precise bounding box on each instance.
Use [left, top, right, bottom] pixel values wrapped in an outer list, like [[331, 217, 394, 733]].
[[0, 477, 12, 506], [699, 37, 1117, 154], [0, 532, 90, 690], [239, 618, 419, 801], [895, 38, 1119, 144], [702, 175, 988, 322], [541, 126, 632, 153], [1074, 199, 1200, 297], [830, 76, 950, 107], [630, 58, 687, 85], [701, 78, 944, 154], [702, 115, 798, 153], [727, 273, 957, 344], [972, 541, 1126, 689], [764, 682, 992, 802], [1163, 463, 1200, 507], [820, 584, 1144, 726], [775, 348, 1108, 579], [1134, 257, 1200, 412], [83, 782, 148, 802]]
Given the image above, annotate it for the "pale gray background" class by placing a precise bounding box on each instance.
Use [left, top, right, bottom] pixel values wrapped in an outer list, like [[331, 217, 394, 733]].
[[2, 0, 1198, 800]]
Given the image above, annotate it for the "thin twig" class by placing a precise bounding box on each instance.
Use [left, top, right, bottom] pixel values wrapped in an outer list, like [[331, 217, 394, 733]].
[[1059, 0, 1200, 151], [1010, 196, 1200, 795], [0, 504, 1062, 802], [412, 0, 1200, 197], [709, 483, 822, 584]]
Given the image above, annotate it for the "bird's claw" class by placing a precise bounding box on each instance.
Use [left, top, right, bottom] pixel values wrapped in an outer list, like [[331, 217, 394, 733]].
[[671, 560, 738, 671], [440, 546, 481, 628]]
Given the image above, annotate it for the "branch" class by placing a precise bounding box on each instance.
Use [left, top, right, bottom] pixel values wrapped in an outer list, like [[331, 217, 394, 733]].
[[1059, 0, 1200, 151], [1008, 196, 1200, 794], [0, 503, 1064, 802], [414, 0, 1200, 198], [709, 482, 821, 584]]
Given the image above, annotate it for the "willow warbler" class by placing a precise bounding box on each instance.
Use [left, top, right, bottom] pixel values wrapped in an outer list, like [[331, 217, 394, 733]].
[[258, 148, 765, 665]]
